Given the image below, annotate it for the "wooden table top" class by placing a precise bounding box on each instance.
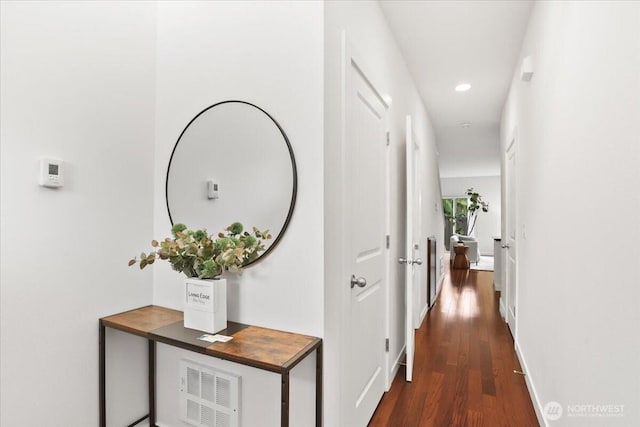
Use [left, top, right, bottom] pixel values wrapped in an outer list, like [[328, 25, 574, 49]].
[[101, 305, 183, 337], [101, 305, 321, 373], [206, 324, 320, 371]]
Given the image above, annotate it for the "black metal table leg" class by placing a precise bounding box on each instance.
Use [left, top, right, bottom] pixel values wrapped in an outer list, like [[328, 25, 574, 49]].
[[99, 322, 106, 427], [316, 343, 323, 427], [126, 414, 149, 427], [149, 340, 156, 426], [281, 371, 290, 427]]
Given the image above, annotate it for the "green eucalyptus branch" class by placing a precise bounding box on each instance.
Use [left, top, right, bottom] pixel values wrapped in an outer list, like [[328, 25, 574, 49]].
[[129, 222, 272, 279]]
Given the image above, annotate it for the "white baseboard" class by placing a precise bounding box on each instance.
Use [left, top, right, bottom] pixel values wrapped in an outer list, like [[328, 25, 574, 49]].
[[514, 340, 547, 427], [432, 274, 444, 305], [499, 297, 506, 319], [390, 344, 406, 383], [419, 303, 429, 325]]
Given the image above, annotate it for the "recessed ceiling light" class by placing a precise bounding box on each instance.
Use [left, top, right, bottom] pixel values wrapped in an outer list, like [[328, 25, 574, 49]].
[[455, 83, 471, 92], [461, 122, 471, 128]]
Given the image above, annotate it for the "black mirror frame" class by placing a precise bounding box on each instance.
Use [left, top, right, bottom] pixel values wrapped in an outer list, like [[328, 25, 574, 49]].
[[165, 100, 298, 268]]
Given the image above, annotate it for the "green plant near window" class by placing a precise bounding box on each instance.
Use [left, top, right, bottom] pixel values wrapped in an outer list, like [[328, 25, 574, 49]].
[[443, 199, 455, 224], [443, 197, 469, 235], [129, 222, 272, 279], [466, 188, 489, 235]]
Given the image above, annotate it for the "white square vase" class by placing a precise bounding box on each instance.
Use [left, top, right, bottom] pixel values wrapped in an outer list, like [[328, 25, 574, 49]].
[[183, 277, 227, 334]]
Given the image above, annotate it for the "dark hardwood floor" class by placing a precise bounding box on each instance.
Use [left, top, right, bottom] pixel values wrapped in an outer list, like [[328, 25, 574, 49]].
[[369, 265, 539, 427]]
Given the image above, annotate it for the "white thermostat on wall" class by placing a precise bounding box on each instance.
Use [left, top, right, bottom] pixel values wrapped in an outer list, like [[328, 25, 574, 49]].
[[39, 158, 64, 188]]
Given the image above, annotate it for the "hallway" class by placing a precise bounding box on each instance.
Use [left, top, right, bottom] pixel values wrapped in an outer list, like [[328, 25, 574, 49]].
[[369, 268, 539, 426]]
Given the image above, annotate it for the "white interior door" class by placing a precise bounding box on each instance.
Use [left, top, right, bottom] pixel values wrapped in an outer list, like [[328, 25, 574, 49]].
[[345, 54, 388, 427], [505, 139, 517, 336], [412, 139, 425, 330], [402, 116, 421, 382]]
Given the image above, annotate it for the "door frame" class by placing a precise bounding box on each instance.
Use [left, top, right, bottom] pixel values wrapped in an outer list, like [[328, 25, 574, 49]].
[[384, 118, 392, 389], [338, 33, 392, 424], [504, 126, 518, 339], [412, 131, 425, 330], [404, 115, 416, 382]]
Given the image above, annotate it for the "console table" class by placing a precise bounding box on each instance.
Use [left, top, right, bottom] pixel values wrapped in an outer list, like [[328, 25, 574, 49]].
[[99, 305, 322, 427]]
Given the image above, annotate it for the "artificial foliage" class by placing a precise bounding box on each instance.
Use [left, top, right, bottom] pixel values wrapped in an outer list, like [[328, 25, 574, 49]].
[[129, 222, 271, 279]]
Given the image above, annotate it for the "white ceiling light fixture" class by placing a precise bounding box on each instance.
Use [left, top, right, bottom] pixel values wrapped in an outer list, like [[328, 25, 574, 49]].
[[461, 122, 471, 128], [455, 83, 471, 92]]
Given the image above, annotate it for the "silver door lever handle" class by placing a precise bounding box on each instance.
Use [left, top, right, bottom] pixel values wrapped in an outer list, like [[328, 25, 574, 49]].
[[350, 275, 367, 288], [501, 244, 510, 249], [399, 258, 422, 265]]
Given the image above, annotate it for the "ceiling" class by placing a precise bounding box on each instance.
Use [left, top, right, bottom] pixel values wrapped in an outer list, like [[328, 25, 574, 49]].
[[379, 0, 534, 178]]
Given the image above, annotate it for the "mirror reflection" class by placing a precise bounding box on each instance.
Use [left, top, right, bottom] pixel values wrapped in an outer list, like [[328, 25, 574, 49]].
[[166, 101, 297, 266]]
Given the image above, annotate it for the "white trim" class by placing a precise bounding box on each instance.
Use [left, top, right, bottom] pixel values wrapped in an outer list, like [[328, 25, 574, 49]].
[[505, 135, 518, 339], [384, 131, 392, 389], [514, 341, 547, 427], [437, 260, 445, 300], [336, 29, 348, 427], [499, 297, 506, 319], [405, 115, 415, 382], [429, 272, 444, 309], [419, 302, 429, 325], [507, 125, 518, 152], [390, 344, 407, 383]]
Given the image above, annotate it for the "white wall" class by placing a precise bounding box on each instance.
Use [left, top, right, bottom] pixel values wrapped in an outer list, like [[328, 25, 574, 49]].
[[153, 0, 324, 336], [0, 1, 157, 425], [501, 2, 640, 426], [152, 2, 324, 425], [324, 2, 445, 426], [442, 175, 501, 255], [1, 2, 451, 426]]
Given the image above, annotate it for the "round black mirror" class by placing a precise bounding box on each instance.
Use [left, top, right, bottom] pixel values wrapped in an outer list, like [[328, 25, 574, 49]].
[[166, 100, 297, 267]]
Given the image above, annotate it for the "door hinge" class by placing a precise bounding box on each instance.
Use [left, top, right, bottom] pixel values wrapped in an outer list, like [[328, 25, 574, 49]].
[[386, 131, 390, 146], [386, 235, 390, 249], [385, 338, 389, 352]]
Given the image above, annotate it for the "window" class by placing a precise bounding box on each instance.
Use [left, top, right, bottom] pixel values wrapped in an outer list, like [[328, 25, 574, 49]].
[[443, 197, 468, 249]]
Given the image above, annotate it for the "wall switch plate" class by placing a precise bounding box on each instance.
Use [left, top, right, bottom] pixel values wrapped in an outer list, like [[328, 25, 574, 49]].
[[207, 180, 219, 199]]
